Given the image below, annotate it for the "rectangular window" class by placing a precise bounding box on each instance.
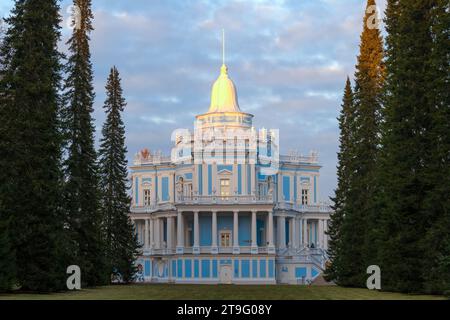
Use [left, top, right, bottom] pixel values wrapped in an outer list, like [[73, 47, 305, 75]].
[[220, 179, 230, 197], [143, 189, 151, 206], [302, 189, 309, 205], [183, 183, 193, 198], [220, 231, 232, 247]]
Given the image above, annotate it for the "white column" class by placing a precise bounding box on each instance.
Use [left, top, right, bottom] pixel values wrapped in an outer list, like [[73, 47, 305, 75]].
[[233, 210, 240, 254], [144, 219, 149, 249], [149, 218, 154, 249], [324, 219, 329, 250], [154, 218, 160, 249], [176, 211, 184, 252], [251, 210, 257, 253], [292, 217, 297, 249], [167, 216, 174, 250], [317, 219, 323, 248], [303, 218, 308, 247], [160, 218, 165, 247], [278, 216, 286, 249], [193, 211, 200, 253], [211, 211, 218, 254], [268, 210, 274, 251], [250, 164, 255, 195]]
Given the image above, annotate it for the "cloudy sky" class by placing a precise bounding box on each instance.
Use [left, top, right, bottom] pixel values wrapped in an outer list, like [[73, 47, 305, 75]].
[[0, 0, 387, 201]]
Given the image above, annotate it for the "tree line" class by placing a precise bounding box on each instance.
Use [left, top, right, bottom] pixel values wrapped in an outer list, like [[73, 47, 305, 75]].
[[326, 0, 449, 295], [0, 0, 139, 292]]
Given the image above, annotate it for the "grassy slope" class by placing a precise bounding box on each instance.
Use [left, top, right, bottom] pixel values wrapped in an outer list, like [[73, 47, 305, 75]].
[[0, 284, 445, 300]]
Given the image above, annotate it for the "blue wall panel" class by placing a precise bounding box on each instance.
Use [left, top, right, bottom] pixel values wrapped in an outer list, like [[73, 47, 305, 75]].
[[172, 260, 176, 277], [162, 177, 169, 201], [198, 165, 203, 195], [208, 165, 212, 195], [294, 176, 297, 202], [286, 220, 289, 245], [185, 260, 192, 278], [144, 260, 150, 277], [238, 164, 242, 194], [217, 215, 233, 234], [194, 260, 199, 278], [283, 176, 290, 201], [260, 260, 266, 278], [241, 260, 250, 278], [177, 259, 182, 277], [212, 260, 218, 278], [256, 219, 265, 246], [234, 260, 239, 278], [252, 260, 258, 278], [268, 260, 274, 278], [295, 267, 307, 278], [201, 260, 210, 278], [194, 259, 200, 278], [135, 177, 139, 204], [199, 215, 212, 246], [238, 215, 251, 246]]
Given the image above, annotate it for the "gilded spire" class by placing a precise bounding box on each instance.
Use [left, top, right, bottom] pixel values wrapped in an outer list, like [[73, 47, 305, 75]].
[[208, 30, 240, 113]]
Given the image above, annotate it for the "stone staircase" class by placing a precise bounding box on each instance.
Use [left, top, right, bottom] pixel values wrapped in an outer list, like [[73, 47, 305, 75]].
[[310, 274, 335, 286]]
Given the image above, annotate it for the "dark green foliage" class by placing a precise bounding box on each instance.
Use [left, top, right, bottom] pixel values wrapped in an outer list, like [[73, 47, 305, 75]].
[[99, 67, 139, 283], [62, 0, 108, 286], [377, 0, 449, 294], [332, 0, 449, 294], [0, 0, 69, 292], [0, 217, 16, 291], [420, 0, 450, 294], [325, 77, 355, 283], [327, 0, 385, 287]]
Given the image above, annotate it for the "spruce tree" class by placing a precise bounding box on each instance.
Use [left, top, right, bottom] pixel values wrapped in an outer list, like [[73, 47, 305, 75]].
[[325, 77, 356, 284], [0, 16, 15, 293], [63, 0, 108, 286], [421, 0, 450, 294], [378, 0, 435, 293], [0, 0, 68, 291], [332, 0, 385, 287], [99, 67, 139, 283]]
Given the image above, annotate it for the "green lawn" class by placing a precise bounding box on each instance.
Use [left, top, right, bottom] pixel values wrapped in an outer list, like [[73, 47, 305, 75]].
[[0, 284, 445, 300]]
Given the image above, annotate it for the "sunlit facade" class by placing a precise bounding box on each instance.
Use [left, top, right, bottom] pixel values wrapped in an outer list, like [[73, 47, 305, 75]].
[[129, 60, 332, 285]]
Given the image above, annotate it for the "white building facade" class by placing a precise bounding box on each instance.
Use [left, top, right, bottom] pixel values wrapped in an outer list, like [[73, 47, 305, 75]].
[[129, 61, 331, 285]]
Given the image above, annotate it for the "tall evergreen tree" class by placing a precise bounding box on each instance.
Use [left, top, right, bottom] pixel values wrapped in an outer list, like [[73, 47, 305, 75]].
[[99, 67, 139, 283], [0, 16, 16, 293], [325, 77, 356, 283], [63, 0, 108, 286], [330, 0, 385, 287], [419, 0, 450, 294], [0, 0, 68, 291], [378, 0, 442, 293]]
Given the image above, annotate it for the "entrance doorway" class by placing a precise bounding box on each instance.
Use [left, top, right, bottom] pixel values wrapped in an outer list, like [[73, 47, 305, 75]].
[[219, 265, 232, 284]]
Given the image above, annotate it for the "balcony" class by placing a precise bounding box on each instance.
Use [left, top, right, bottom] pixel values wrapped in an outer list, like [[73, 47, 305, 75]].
[[140, 246, 273, 256], [177, 195, 273, 205], [276, 202, 332, 213], [130, 202, 175, 213]]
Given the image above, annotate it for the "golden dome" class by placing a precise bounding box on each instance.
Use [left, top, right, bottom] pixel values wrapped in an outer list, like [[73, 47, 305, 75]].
[[208, 64, 241, 113]]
